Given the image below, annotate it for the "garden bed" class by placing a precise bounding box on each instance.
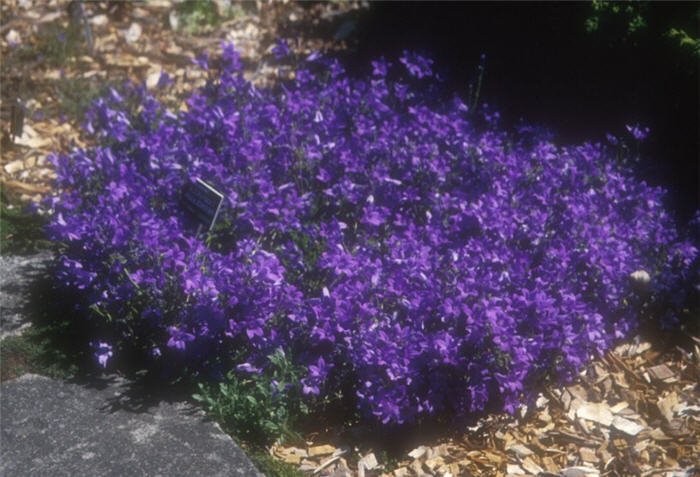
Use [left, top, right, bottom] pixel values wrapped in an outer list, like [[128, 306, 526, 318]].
[[45, 41, 697, 432]]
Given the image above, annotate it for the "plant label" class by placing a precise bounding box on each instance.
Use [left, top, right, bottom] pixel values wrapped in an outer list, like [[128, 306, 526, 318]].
[[182, 178, 224, 236]]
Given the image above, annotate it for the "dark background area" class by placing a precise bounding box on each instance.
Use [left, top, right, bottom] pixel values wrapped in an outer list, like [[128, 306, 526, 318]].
[[341, 2, 698, 221]]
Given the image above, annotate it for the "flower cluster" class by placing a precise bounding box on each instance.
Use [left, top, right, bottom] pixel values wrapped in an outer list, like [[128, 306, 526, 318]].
[[46, 44, 697, 425]]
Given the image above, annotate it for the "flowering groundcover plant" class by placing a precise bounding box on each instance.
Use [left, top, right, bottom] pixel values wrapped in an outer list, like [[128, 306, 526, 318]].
[[46, 43, 698, 426]]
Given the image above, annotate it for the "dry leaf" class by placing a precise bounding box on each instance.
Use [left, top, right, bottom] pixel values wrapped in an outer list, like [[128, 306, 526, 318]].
[[423, 456, 444, 471], [283, 454, 301, 464], [125, 22, 142, 43], [611, 416, 645, 436], [36, 11, 61, 24], [506, 463, 526, 475], [146, 70, 163, 89], [521, 457, 544, 474], [560, 466, 600, 477], [657, 392, 679, 423], [576, 402, 614, 426], [4, 159, 25, 174], [542, 456, 558, 472], [506, 443, 533, 458], [90, 14, 108, 26], [308, 444, 336, 457], [5, 29, 21, 44], [14, 125, 51, 149], [358, 453, 377, 471], [610, 401, 629, 414], [579, 447, 598, 464], [408, 446, 427, 460], [648, 427, 671, 441], [647, 364, 678, 383], [313, 455, 339, 474], [2, 180, 49, 194], [408, 460, 424, 476]]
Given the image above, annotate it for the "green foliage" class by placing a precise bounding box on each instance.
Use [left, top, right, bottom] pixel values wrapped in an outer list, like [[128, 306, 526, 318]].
[[1, 335, 39, 380], [467, 54, 486, 112], [0, 318, 85, 381], [12, 15, 86, 66], [585, 0, 699, 57], [193, 349, 311, 448], [668, 28, 700, 56], [248, 452, 306, 477], [54, 76, 117, 122], [585, 0, 649, 37], [173, 0, 245, 35], [0, 197, 50, 254], [283, 229, 327, 296]]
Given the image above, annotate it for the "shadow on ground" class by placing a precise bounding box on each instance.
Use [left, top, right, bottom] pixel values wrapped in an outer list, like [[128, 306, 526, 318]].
[[1, 256, 196, 415]]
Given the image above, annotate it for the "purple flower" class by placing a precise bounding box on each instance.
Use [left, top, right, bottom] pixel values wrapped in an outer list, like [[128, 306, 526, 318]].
[[236, 362, 262, 374], [167, 327, 195, 351], [47, 41, 697, 427], [606, 133, 619, 145], [157, 72, 173, 88], [192, 52, 209, 70], [625, 123, 650, 141], [93, 342, 113, 368], [221, 42, 242, 71], [399, 51, 433, 78], [272, 39, 291, 60], [305, 50, 322, 62], [371, 57, 391, 77]]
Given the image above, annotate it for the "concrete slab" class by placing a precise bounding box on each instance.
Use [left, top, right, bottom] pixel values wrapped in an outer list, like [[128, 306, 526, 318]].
[[1, 374, 263, 477]]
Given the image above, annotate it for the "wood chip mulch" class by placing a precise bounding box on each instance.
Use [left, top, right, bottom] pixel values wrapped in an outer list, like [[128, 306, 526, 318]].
[[1, 0, 365, 204], [272, 334, 699, 477]]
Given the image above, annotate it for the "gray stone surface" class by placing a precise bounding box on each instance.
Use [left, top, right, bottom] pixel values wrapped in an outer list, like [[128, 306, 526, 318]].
[[0, 251, 53, 340], [1, 252, 263, 475], [1, 374, 263, 477]]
